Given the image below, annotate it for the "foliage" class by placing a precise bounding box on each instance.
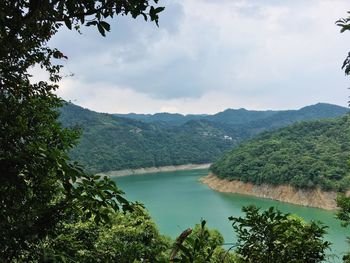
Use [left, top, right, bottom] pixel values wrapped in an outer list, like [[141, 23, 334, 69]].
[[336, 10, 350, 263], [230, 206, 331, 263], [60, 103, 238, 173], [336, 193, 350, 227], [0, 87, 136, 260], [170, 220, 237, 263], [60, 102, 349, 173], [35, 208, 171, 263], [0, 0, 164, 261], [211, 115, 350, 191], [336, 12, 350, 75], [336, 194, 350, 263], [0, 0, 164, 93]]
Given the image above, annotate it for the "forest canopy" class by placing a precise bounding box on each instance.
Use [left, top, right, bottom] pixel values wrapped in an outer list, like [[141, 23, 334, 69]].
[[211, 115, 350, 191], [60, 102, 349, 173]]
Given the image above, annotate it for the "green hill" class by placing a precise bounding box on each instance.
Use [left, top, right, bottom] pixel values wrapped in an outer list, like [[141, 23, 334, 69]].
[[59, 103, 349, 174], [237, 103, 350, 137], [60, 103, 237, 173], [210, 115, 350, 191]]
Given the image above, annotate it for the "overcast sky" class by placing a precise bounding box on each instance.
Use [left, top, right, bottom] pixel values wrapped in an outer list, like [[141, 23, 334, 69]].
[[50, 0, 350, 114]]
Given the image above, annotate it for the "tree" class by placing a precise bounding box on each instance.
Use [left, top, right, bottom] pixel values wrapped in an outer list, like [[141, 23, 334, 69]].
[[0, 0, 164, 261], [229, 206, 330, 263], [170, 220, 237, 263], [38, 207, 171, 263], [0, 1, 164, 95], [335, 11, 350, 263], [336, 193, 350, 262], [336, 12, 350, 75]]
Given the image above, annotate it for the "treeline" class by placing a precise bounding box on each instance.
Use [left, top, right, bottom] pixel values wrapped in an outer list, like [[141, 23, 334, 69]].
[[59, 103, 349, 173], [211, 115, 350, 191]]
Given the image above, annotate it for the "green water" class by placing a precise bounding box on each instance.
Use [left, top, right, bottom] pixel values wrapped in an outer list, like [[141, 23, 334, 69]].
[[113, 169, 348, 262]]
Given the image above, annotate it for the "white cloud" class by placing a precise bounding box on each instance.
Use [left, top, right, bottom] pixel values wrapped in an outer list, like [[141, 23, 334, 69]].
[[51, 0, 350, 114]]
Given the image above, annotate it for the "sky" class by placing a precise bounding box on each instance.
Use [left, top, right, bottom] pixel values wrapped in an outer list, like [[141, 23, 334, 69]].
[[48, 0, 350, 114]]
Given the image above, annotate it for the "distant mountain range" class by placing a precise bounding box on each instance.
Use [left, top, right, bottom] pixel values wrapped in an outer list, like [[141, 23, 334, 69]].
[[115, 103, 347, 126], [59, 103, 349, 173]]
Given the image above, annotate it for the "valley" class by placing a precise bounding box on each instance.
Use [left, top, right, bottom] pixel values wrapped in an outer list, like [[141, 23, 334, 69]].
[[59, 102, 349, 174]]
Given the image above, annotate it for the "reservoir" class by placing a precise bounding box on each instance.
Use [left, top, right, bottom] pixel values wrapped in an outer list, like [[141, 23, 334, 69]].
[[113, 169, 348, 262]]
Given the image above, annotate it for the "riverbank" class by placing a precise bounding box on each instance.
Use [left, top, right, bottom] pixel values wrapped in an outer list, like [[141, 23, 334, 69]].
[[201, 174, 338, 210], [100, 163, 211, 177]]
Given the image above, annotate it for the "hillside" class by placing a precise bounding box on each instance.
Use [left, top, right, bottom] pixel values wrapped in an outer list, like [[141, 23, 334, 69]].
[[60, 103, 236, 173], [210, 115, 350, 191], [59, 103, 349, 174], [237, 103, 350, 137]]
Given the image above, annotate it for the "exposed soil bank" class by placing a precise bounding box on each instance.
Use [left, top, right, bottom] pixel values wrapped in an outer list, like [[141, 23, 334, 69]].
[[201, 174, 338, 210], [100, 163, 211, 177]]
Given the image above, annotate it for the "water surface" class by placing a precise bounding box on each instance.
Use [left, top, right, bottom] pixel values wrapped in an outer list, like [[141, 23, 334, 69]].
[[113, 169, 348, 262]]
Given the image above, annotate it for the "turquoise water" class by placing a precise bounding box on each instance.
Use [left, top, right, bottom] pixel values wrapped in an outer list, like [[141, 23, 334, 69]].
[[113, 169, 348, 262]]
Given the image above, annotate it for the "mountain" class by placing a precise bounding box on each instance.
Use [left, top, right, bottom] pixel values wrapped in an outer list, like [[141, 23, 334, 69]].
[[237, 103, 350, 137], [115, 103, 348, 126], [210, 115, 350, 191], [114, 112, 207, 125], [205, 108, 277, 124], [59, 102, 349, 173], [60, 103, 236, 173]]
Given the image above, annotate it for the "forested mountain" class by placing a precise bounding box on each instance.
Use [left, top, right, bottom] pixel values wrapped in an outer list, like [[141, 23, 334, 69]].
[[60, 104, 237, 173], [236, 103, 350, 137], [114, 112, 207, 125], [115, 103, 348, 125], [204, 108, 277, 124], [211, 115, 350, 191], [59, 103, 349, 173]]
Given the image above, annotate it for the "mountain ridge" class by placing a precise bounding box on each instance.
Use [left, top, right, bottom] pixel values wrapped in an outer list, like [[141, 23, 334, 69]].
[[115, 103, 348, 125], [59, 102, 349, 173]]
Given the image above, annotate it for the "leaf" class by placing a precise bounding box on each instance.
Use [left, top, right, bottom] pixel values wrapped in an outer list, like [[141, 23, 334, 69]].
[[100, 21, 110, 32], [154, 7, 165, 14], [201, 219, 206, 229], [97, 23, 106, 36], [64, 17, 72, 30]]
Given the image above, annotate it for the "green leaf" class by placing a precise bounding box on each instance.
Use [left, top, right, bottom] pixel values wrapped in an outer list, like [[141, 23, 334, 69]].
[[97, 23, 106, 36], [100, 21, 111, 32], [64, 17, 72, 30]]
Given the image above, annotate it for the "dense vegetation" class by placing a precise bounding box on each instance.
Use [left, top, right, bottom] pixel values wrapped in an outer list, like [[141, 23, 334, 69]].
[[0, 0, 164, 261], [211, 115, 350, 191], [1, 0, 348, 261], [60, 102, 348, 173], [230, 206, 330, 263], [60, 103, 237, 173]]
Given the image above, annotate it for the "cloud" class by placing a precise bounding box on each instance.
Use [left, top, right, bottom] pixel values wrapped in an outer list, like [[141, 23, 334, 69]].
[[51, 0, 350, 113]]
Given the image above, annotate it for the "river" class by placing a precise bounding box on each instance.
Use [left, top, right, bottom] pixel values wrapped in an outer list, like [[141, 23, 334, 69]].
[[112, 169, 348, 262]]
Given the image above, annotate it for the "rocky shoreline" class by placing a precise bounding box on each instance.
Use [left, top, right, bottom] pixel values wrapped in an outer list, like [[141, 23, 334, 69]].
[[201, 173, 338, 210], [100, 163, 211, 177]]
